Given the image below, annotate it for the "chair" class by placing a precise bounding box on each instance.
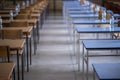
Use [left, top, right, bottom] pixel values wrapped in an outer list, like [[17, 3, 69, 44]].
[[9, 19, 33, 65], [20, 9, 31, 14], [9, 20, 28, 27], [1, 29, 24, 54], [2, 29, 22, 39], [15, 14, 30, 20], [0, 45, 16, 80], [0, 46, 10, 62], [1, 29, 25, 79]]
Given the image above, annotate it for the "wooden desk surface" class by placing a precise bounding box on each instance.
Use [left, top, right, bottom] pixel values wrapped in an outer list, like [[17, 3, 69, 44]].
[[32, 10, 42, 14], [0, 62, 15, 80], [30, 13, 41, 17], [30, 14, 40, 21], [13, 19, 37, 24], [3, 26, 33, 33], [0, 14, 16, 17], [0, 39, 25, 50], [3, 7, 25, 10], [0, 10, 16, 14], [3, 19, 37, 27], [3, 20, 11, 23]]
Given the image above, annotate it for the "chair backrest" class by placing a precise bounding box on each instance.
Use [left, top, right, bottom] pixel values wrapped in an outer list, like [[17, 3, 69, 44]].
[[15, 14, 30, 19], [9, 20, 28, 27], [20, 9, 31, 14], [2, 29, 22, 39], [0, 46, 10, 62]]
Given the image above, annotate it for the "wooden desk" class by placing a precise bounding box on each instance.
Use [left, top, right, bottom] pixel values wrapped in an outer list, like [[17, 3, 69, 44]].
[[30, 13, 41, 20], [0, 39, 25, 49], [0, 63, 15, 80], [3, 26, 33, 33], [3, 7, 25, 10], [0, 10, 16, 14], [0, 39, 25, 80], [2, 26, 33, 72], [2, 19, 37, 55], [32, 10, 42, 14], [2, 20, 37, 28], [0, 14, 16, 20]]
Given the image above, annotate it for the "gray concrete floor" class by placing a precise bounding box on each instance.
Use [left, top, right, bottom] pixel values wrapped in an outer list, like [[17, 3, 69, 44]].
[[24, 12, 120, 80]]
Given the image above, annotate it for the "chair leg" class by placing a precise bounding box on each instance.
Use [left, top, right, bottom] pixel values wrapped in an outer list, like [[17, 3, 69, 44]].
[[21, 52, 24, 80]]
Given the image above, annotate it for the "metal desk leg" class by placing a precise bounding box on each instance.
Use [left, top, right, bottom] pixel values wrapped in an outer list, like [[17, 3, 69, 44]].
[[77, 33, 80, 71], [93, 68, 95, 80], [26, 33, 29, 72], [17, 49, 20, 80], [33, 27, 36, 55], [82, 43, 85, 80], [21, 50, 24, 80], [86, 50, 89, 80], [37, 20, 40, 42]]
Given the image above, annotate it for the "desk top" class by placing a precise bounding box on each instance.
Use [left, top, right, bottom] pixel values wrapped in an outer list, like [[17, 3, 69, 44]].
[[30, 13, 41, 17], [0, 62, 15, 80], [3, 26, 33, 33], [32, 10, 41, 13], [70, 14, 98, 18], [73, 20, 118, 24], [12, 19, 37, 25], [67, 6, 91, 10], [0, 39, 25, 50], [0, 14, 16, 18], [68, 10, 94, 14], [3, 19, 37, 27], [82, 40, 120, 50], [76, 27, 120, 33], [93, 63, 120, 80], [64, 5, 81, 7], [0, 10, 16, 14], [70, 14, 120, 18], [63, 1, 80, 5], [3, 7, 25, 10]]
